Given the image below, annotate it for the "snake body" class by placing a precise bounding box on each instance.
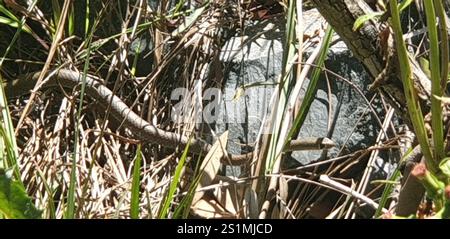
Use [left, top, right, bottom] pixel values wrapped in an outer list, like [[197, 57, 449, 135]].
[[4, 69, 335, 164]]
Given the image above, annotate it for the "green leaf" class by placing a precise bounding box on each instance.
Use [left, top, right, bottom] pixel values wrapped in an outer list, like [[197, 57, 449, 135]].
[[353, 0, 411, 33], [0, 169, 42, 219]]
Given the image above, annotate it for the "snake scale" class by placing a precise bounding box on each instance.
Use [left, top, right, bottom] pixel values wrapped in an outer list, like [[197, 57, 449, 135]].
[[3, 69, 335, 165]]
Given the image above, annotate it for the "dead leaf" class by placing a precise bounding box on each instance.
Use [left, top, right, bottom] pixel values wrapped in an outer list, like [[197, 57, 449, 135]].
[[270, 203, 280, 219], [216, 180, 246, 217], [191, 131, 228, 205], [190, 196, 235, 219]]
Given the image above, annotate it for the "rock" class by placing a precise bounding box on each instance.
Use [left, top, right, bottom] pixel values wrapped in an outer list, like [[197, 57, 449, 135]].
[[217, 9, 384, 167], [217, 20, 284, 156], [292, 48, 379, 164]]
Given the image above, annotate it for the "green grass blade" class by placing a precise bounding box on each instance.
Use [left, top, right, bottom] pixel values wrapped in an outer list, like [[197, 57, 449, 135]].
[[265, 0, 297, 171], [65, 152, 77, 218], [285, 26, 334, 147], [170, 2, 209, 37], [66, 6, 94, 218], [433, 0, 449, 90], [398, 0, 414, 12], [158, 138, 191, 218], [68, 5, 75, 36], [374, 146, 415, 217], [35, 169, 56, 219], [0, 5, 32, 34], [423, 0, 444, 161], [389, 0, 436, 173], [172, 154, 204, 219], [353, 12, 383, 31], [174, 0, 186, 13], [0, 75, 21, 184], [0, 125, 18, 176], [0, 0, 39, 67], [85, 0, 90, 37], [130, 144, 142, 219], [51, 0, 62, 31]]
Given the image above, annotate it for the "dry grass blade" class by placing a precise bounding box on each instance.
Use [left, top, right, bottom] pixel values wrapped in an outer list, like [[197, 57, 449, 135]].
[[319, 175, 388, 214], [14, 0, 72, 135]]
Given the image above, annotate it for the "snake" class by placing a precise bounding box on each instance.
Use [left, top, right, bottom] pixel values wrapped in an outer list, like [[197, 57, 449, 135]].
[[3, 69, 335, 165]]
